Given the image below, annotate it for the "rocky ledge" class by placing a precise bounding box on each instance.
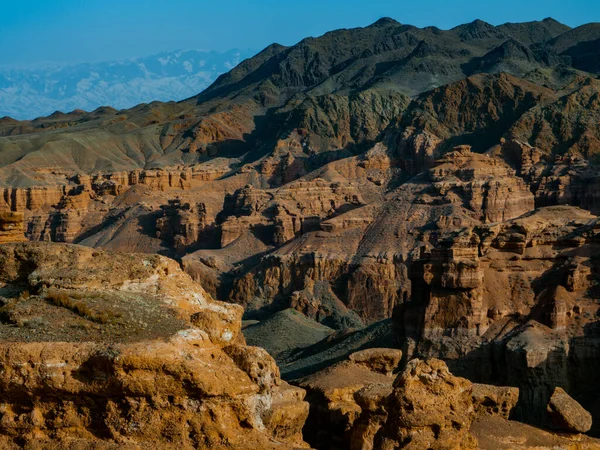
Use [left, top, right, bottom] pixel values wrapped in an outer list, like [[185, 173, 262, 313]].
[[0, 212, 26, 245], [0, 242, 309, 449], [299, 354, 600, 450]]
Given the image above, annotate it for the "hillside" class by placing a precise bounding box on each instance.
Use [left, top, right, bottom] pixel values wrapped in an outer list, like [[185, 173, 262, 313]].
[[2, 16, 600, 448]]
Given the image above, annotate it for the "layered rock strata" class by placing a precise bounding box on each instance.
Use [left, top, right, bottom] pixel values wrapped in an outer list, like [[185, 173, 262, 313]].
[[218, 180, 364, 247], [0, 242, 310, 449], [299, 356, 600, 450], [398, 205, 600, 429], [225, 146, 536, 323], [0, 212, 26, 244]]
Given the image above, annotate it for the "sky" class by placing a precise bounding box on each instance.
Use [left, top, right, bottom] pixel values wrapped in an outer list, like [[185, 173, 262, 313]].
[[0, 0, 599, 66]]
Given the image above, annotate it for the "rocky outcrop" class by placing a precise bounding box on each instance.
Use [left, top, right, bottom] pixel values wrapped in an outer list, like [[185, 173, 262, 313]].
[[0, 186, 66, 212], [533, 156, 600, 215], [0, 163, 232, 247], [279, 89, 410, 154], [218, 180, 364, 247], [0, 242, 310, 449], [408, 230, 486, 340], [0, 212, 26, 244], [397, 73, 556, 152], [398, 205, 600, 430], [404, 205, 599, 341], [493, 138, 600, 215], [428, 146, 535, 223], [348, 348, 403, 377], [471, 384, 519, 419], [389, 127, 442, 177], [230, 251, 351, 319], [156, 199, 212, 248], [509, 77, 600, 159], [298, 350, 401, 450], [301, 358, 600, 450], [374, 359, 477, 450]]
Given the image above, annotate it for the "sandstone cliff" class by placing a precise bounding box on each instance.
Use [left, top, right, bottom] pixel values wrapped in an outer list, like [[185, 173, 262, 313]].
[[0, 242, 310, 449], [221, 146, 535, 324], [0, 17, 599, 448], [0, 212, 25, 244], [398, 205, 600, 430]]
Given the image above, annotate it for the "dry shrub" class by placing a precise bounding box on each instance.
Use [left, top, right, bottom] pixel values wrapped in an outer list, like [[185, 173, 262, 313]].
[[44, 289, 120, 324]]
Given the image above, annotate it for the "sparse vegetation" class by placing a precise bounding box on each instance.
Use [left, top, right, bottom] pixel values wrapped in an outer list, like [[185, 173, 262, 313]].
[[44, 289, 121, 324], [18, 316, 46, 329]]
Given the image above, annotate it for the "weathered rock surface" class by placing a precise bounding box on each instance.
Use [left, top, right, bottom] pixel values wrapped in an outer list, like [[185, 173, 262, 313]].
[[547, 387, 593, 433], [301, 358, 600, 450], [398, 205, 600, 432], [0, 212, 26, 244], [348, 348, 403, 376], [156, 199, 212, 249], [298, 353, 397, 450], [0, 242, 310, 449], [218, 179, 364, 247], [472, 384, 520, 419], [222, 146, 535, 326], [1, 17, 600, 448], [428, 145, 535, 222], [374, 358, 477, 450]]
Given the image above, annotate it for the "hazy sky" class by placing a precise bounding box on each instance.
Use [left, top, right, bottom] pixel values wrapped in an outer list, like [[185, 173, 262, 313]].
[[1, 0, 598, 66]]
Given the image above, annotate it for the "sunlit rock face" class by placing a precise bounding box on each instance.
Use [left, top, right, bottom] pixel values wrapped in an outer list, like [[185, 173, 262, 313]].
[[0, 242, 310, 449], [0, 211, 26, 244], [299, 356, 600, 450]]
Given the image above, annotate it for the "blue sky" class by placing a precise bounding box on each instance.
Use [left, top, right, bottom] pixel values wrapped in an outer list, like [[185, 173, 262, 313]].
[[1, 0, 598, 65]]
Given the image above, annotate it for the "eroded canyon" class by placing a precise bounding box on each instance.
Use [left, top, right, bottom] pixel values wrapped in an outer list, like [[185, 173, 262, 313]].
[[1, 16, 600, 449]]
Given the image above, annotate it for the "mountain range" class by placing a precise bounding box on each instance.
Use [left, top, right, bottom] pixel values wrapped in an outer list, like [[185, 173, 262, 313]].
[[0, 49, 254, 120], [1, 16, 600, 448]]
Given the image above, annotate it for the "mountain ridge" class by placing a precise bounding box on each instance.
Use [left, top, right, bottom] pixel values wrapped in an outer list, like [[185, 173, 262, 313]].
[[2, 15, 600, 450], [0, 48, 255, 120]]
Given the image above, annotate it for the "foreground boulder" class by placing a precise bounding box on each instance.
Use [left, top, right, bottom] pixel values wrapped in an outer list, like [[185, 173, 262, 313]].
[[299, 358, 393, 450], [375, 358, 477, 450], [547, 387, 593, 433], [300, 355, 475, 450], [302, 358, 600, 450], [0, 242, 310, 449]]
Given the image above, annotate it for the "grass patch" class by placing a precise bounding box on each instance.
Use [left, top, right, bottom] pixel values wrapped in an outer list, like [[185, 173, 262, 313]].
[[44, 289, 121, 324]]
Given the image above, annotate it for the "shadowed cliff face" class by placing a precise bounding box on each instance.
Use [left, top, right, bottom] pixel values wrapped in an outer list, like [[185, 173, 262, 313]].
[[397, 205, 600, 430]]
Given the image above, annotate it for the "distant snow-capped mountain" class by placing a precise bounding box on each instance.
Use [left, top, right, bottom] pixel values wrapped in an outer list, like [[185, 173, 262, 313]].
[[0, 49, 255, 120]]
